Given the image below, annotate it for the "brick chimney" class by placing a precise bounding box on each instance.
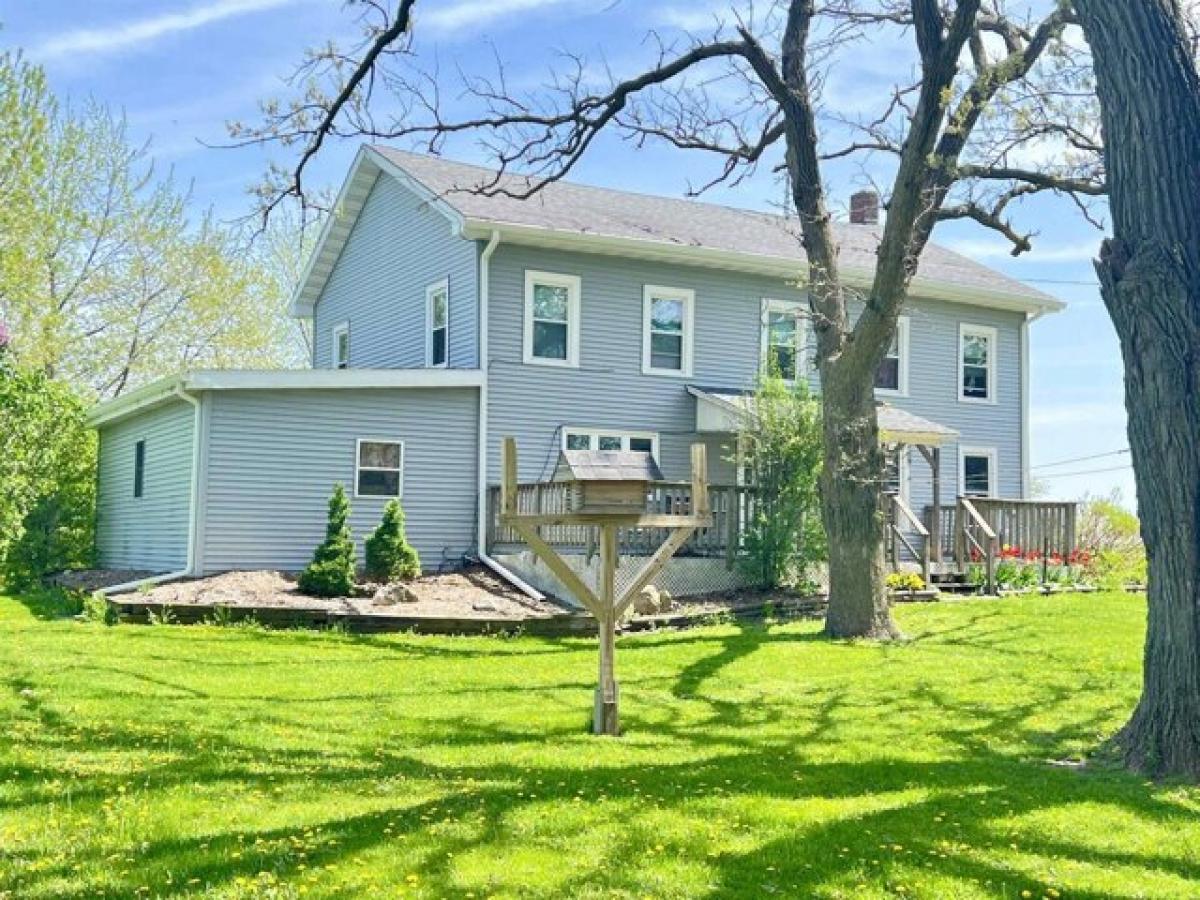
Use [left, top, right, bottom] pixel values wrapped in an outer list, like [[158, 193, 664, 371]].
[[850, 190, 880, 225]]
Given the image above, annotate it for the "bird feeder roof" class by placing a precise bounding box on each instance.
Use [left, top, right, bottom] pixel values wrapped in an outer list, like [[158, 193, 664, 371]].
[[553, 450, 664, 482]]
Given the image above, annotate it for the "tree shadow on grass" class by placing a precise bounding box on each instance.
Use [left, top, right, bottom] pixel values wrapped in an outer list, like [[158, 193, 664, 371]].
[[2, 601, 1197, 898]]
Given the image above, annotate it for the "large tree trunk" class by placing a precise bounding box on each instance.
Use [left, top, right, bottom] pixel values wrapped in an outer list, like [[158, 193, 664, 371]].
[[1075, 0, 1200, 779], [819, 360, 900, 639]]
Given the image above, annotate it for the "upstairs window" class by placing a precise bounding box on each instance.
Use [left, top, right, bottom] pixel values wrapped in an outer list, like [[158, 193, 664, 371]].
[[426, 279, 449, 368], [961, 447, 996, 497], [960, 324, 996, 402], [875, 316, 910, 395], [356, 439, 403, 498], [564, 429, 659, 458], [332, 322, 350, 370], [762, 300, 804, 382], [642, 286, 694, 376], [133, 440, 145, 498], [524, 271, 581, 367]]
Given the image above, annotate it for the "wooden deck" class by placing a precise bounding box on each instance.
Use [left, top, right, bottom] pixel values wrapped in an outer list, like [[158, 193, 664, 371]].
[[487, 482, 755, 563], [488, 482, 1078, 588]]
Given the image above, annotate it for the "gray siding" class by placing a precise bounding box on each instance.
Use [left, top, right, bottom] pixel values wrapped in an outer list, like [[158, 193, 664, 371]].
[[312, 173, 478, 370], [484, 243, 1025, 508], [96, 399, 194, 571], [200, 387, 478, 574]]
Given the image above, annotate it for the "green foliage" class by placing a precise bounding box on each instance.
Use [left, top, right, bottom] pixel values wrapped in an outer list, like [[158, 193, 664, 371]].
[[0, 55, 306, 398], [0, 354, 96, 589], [1079, 493, 1146, 589], [737, 376, 825, 590], [886, 572, 926, 592], [364, 499, 421, 582], [81, 592, 117, 626], [297, 485, 357, 597]]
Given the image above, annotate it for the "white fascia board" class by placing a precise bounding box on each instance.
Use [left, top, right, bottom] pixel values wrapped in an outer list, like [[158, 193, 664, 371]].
[[461, 219, 1065, 316], [88, 369, 485, 427], [184, 368, 485, 391]]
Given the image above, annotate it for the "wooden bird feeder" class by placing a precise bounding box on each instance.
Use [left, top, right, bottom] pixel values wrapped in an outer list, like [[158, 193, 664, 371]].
[[501, 437, 712, 735]]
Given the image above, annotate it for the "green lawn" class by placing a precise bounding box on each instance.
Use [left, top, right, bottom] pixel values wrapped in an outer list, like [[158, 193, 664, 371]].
[[2, 591, 1197, 899]]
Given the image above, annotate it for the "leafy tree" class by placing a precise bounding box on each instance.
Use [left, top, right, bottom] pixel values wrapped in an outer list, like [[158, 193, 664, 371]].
[[364, 499, 421, 582], [0, 59, 306, 397], [1073, 0, 1200, 778], [738, 376, 824, 591], [238, 0, 1102, 639], [297, 484, 357, 597], [0, 339, 96, 588]]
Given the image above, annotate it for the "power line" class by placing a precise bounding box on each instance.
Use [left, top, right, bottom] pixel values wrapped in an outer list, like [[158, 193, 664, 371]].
[[1042, 463, 1133, 478], [1032, 447, 1130, 470]]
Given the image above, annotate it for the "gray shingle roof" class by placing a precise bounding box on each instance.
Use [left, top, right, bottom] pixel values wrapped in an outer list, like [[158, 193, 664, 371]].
[[373, 146, 1057, 306], [554, 450, 664, 482]]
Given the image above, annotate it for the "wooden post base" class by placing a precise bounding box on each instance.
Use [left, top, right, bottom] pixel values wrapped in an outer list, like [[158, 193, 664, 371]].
[[593, 682, 620, 736]]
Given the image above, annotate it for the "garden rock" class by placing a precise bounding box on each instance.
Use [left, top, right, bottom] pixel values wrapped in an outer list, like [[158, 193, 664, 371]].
[[373, 583, 419, 605], [634, 586, 661, 615]]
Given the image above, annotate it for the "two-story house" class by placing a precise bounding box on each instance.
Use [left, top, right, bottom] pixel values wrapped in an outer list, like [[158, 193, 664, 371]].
[[87, 146, 1065, 593]]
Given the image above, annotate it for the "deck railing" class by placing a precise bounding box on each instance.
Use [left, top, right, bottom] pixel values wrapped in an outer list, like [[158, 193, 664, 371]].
[[487, 482, 757, 566]]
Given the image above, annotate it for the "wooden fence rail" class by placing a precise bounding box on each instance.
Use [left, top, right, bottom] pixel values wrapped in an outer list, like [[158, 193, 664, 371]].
[[488, 482, 757, 566], [924, 498, 1079, 563]]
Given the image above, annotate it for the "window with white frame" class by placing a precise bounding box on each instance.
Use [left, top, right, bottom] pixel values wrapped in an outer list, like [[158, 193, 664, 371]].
[[355, 439, 403, 498], [642, 286, 694, 376], [959, 324, 996, 402], [332, 322, 350, 370], [563, 428, 659, 458], [426, 279, 448, 367], [524, 270, 581, 366], [960, 447, 996, 497], [875, 316, 910, 395], [761, 300, 804, 382]]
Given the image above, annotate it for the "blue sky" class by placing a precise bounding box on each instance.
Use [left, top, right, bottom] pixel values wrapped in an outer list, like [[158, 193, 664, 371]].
[[3, 0, 1133, 504]]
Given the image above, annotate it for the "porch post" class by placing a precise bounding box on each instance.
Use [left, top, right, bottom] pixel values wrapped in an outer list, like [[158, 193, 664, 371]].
[[930, 446, 942, 568]]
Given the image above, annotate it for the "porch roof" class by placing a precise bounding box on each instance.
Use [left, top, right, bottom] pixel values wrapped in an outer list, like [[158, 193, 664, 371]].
[[687, 385, 959, 447]]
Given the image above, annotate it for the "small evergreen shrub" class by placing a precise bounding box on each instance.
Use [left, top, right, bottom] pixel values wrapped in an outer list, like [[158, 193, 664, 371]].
[[364, 499, 421, 582], [298, 484, 357, 597]]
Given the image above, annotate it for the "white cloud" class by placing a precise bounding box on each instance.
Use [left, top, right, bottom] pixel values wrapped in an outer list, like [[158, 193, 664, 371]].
[[943, 237, 1101, 264], [32, 0, 296, 60], [419, 0, 577, 36]]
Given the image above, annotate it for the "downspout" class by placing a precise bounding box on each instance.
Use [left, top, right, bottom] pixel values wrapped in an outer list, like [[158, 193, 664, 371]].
[[472, 230, 546, 601], [100, 383, 203, 595], [1020, 310, 1044, 498]]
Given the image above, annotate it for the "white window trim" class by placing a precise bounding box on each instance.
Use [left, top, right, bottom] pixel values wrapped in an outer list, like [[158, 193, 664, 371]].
[[642, 285, 695, 378], [875, 315, 910, 398], [760, 298, 807, 383], [959, 445, 998, 498], [959, 323, 998, 405], [354, 438, 404, 500], [332, 321, 350, 370], [523, 270, 581, 368], [425, 277, 449, 368], [562, 428, 660, 459]]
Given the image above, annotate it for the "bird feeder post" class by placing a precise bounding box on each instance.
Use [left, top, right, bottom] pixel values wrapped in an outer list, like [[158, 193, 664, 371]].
[[499, 436, 711, 736]]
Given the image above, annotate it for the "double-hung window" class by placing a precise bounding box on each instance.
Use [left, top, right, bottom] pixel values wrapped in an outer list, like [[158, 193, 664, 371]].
[[426, 278, 449, 368], [355, 439, 403, 498], [332, 322, 350, 370], [563, 429, 659, 458], [875, 316, 910, 395], [762, 300, 804, 382], [960, 446, 997, 497], [959, 324, 996, 402], [642, 286, 694, 376], [524, 270, 581, 367]]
